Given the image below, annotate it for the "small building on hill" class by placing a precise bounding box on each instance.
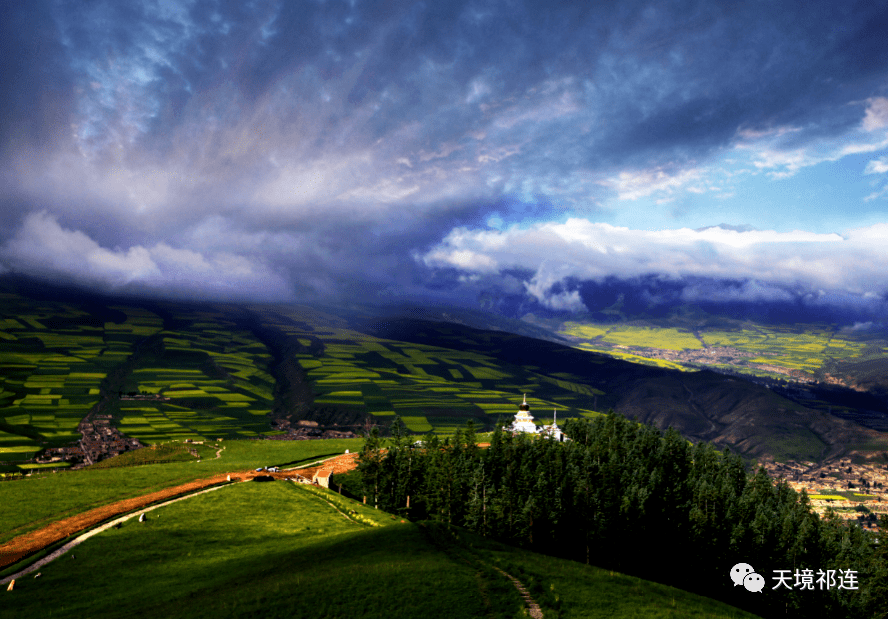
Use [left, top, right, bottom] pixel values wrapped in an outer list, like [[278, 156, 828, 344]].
[[313, 467, 334, 488]]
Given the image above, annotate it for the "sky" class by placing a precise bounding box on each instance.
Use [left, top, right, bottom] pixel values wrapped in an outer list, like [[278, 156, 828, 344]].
[[2, 1, 888, 321]]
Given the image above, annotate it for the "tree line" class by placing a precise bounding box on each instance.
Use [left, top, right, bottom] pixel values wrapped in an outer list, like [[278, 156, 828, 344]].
[[356, 412, 888, 619]]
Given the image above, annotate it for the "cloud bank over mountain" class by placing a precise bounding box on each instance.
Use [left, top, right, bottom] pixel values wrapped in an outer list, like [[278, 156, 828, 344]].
[[2, 1, 888, 319]]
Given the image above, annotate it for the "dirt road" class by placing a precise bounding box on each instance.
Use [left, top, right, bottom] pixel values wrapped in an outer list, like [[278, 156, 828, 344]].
[[0, 453, 360, 573], [0, 484, 230, 586]]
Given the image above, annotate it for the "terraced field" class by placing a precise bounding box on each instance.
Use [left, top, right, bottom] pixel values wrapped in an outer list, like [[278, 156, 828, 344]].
[[112, 305, 280, 442], [0, 290, 605, 466], [0, 296, 162, 462], [253, 307, 603, 434], [0, 294, 291, 465]]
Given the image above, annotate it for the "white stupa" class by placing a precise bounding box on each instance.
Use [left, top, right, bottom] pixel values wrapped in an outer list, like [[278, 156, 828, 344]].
[[540, 409, 566, 441], [509, 394, 540, 434]]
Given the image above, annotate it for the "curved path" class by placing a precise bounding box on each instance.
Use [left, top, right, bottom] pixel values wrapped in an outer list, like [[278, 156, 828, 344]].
[[493, 566, 544, 619], [1, 483, 232, 586], [0, 452, 359, 575]]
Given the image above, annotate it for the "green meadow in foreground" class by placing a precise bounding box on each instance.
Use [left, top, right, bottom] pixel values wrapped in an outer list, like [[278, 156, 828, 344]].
[[3, 480, 760, 619], [0, 438, 360, 544]]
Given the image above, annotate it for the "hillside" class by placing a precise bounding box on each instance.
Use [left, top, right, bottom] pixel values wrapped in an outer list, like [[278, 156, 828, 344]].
[[361, 318, 885, 462], [1, 476, 761, 619], [0, 276, 886, 467]]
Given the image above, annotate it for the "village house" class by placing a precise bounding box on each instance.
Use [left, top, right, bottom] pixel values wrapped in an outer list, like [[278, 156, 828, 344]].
[[313, 467, 334, 488]]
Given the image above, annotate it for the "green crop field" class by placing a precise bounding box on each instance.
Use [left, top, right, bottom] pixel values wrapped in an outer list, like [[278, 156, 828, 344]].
[[1, 291, 607, 473], [253, 306, 604, 435], [2, 479, 760, 619], [0, 293, 305, 450], [560, 318, 872, 380], [602, 326, 704, 351], [0, 297, 164, 456]]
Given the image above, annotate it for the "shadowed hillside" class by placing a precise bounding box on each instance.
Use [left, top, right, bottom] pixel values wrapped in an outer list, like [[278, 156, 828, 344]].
[[362, 317, 886, 462]]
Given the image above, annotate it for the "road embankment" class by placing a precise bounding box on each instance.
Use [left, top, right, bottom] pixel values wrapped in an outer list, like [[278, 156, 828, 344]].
[[0, 453, 360, 572]]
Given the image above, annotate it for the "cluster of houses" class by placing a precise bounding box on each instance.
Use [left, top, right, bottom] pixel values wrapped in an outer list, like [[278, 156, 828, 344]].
[[762, 457, 888, 528], [267, 418, 356, 440], [75, 414, 143, 466], [33, 413, 142, 468]]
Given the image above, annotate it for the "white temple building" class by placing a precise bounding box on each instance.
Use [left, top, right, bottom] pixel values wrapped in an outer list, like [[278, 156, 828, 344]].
[[539, 408, 566, 442], [509, 394, 539, 434], [508, 395, 567, 441]]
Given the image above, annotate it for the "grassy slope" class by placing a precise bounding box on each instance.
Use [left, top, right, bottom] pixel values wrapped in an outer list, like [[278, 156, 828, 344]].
[[0, 438, 360, 544], [435, 525, 763, 619], [2, 480, 760, 619]]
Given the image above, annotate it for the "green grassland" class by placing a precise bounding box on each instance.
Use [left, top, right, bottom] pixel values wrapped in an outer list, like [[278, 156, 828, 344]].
[[2, 480, 760, 619], [255, 306, 603, 434], [431, 524, 762, 619], [0, 438, 360, 544], [86, 442, 212, 468]]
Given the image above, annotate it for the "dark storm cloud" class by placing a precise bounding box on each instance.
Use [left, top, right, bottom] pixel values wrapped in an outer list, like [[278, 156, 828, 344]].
[[0, 2, 74, 172], [2, 1, 888, 309]]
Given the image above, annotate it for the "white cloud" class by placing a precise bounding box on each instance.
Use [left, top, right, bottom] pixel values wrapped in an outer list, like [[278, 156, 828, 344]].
[[0, 212, 292, 300], [421, 218, 886, 298], [523, 263, 588, 312], [740, 99, 888, 180], [865, 157, 888, 175], [422, 246, 499, 273], [602, 166, 704, 201], [862, 97, 888, 132]]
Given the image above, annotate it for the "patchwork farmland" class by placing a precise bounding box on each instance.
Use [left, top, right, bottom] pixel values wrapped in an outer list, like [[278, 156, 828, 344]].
[[559, 319, 876, 380], [0, 296, 287, 470], [252, 306, 603, 435], [0, 294, 162, 469], [5, 286, 883, 475], [111, 305, 281, 443], [1, 291, 607, 472]]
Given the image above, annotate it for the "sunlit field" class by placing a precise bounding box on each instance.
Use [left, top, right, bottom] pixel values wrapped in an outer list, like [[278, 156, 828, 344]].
[[256, 306, 603, 435], [2, 480, 760, 619], [560, 319, 873, 379], [0, 438, 360, 544]]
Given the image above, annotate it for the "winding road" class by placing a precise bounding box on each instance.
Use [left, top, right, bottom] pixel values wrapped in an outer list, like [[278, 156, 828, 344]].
[[0, 452, 359, 578]]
